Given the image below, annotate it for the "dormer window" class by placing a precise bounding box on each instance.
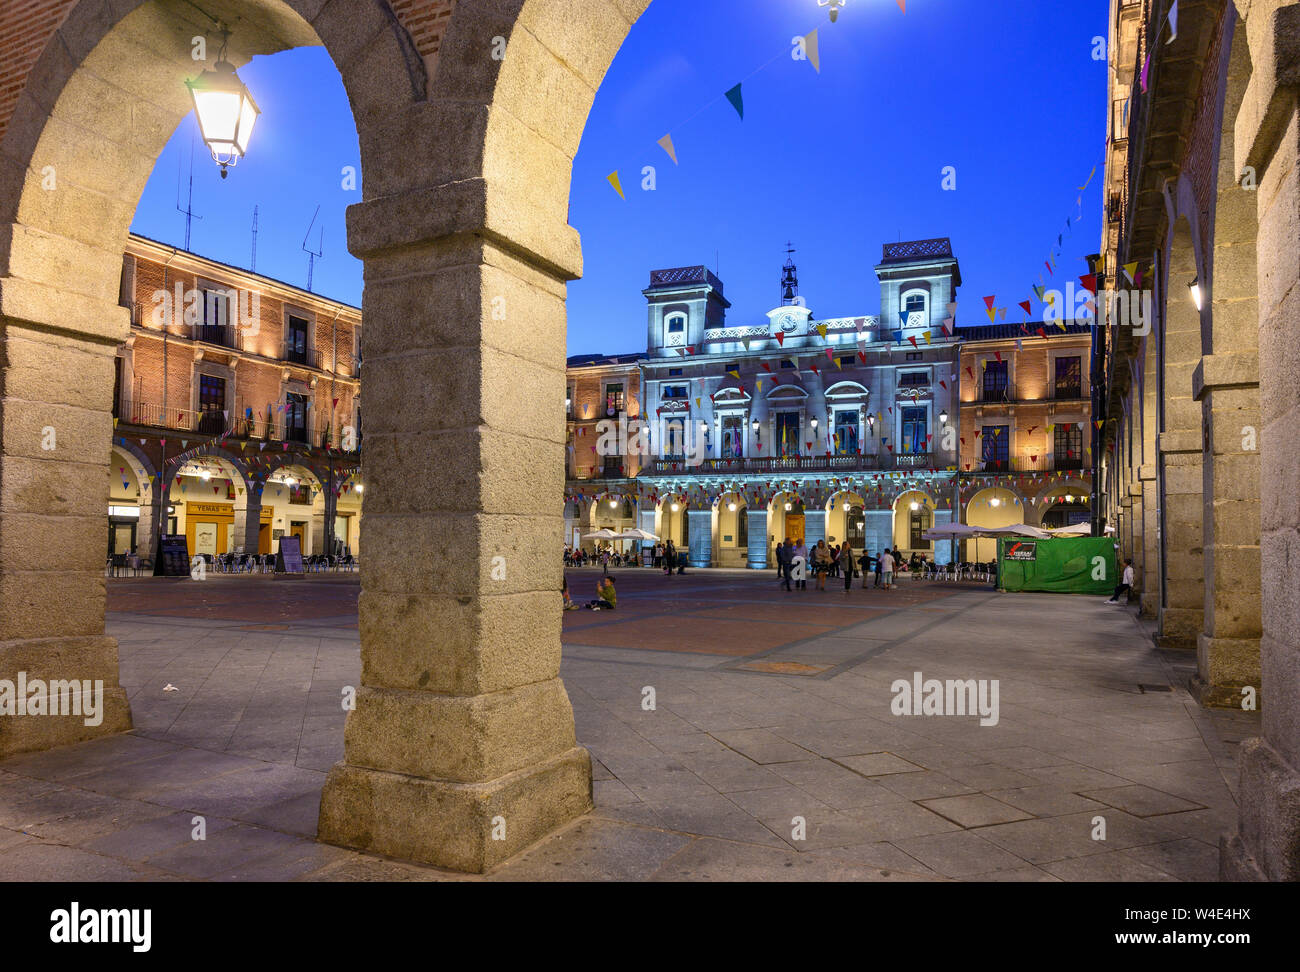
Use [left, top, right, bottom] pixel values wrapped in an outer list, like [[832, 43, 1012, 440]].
[[904, 294, 926, 313]]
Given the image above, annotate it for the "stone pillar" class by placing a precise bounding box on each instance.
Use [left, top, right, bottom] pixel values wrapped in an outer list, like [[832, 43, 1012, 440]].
[[135, 487, 156, 561], [1192, 353, 1261, 706], [232, 490, 262, 556], [687, 509, 712, 567], [1223, 0, 1300, 881], [0, 315, 133, 756], [804, 510, 827, 548], [317, 228, 591, 872], [746, 509, 768, 568], [1139, 464, 1161, 618], [1157, 430, 1205, 646], [322, 480, 338, 556]]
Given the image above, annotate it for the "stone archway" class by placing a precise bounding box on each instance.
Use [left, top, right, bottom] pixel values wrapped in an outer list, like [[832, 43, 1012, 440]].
[[1, 0, 659, 872]]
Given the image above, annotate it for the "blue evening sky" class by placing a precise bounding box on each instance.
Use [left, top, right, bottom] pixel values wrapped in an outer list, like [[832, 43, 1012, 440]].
[[131, 0, 1108, 350]]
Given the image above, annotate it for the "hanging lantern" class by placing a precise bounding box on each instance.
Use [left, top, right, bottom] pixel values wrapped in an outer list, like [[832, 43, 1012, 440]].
[[186, 28, 261, 179]]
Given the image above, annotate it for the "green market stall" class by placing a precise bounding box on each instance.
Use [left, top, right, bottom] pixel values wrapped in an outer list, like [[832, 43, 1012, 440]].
[[997, 536, 1117, 595]]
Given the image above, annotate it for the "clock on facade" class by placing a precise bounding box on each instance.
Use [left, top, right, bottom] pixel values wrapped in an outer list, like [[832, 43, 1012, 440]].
[[775, 312, 799, 333]]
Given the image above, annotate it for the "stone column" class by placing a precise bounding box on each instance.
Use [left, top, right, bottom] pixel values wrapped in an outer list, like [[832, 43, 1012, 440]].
[[0, 314, 133, 756], [746, 509, 768, 568], [232, 490, 262, 556], [804, 510, 827, 548], [1192, 353, 1261, 706], [1157, 430, 1205, 646], [1223, 0, 1300, 881], [316, 227, 591, 873], [687, 509, 712, 567], [1139, 464, 1161, 618], [135, 487, 156, 561]]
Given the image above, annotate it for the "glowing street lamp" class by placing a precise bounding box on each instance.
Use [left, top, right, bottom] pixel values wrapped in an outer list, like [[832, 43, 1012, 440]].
[[1188, 277, 1203, 311], [186, 28, 261, 179]]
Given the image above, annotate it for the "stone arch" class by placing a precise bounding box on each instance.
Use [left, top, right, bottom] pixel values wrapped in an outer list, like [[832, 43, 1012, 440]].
[[1031, 479, 1092, 529], [2, 0, 644, 871], [892, 488, 935, 557], [965, 485, 1025, 561]]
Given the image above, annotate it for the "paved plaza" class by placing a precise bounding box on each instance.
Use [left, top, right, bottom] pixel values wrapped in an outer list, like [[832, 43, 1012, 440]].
[[0, 570, 1257, 881]]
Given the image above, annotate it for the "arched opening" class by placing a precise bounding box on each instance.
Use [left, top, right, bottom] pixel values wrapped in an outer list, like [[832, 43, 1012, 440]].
[[965, 486, 1023, 562], [892, 489, 934, 560], [714, 491, 749, 567], [826, 490, 866, 550], [1034, 482, 1092, 530], [769, 492, 806, 546], [169, 453, 250, 557]]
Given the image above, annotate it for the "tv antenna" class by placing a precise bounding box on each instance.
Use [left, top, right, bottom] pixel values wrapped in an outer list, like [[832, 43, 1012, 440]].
[[176, 133, 202, 251], [250, 205, 259, 272], [301, 204, 324, 292]]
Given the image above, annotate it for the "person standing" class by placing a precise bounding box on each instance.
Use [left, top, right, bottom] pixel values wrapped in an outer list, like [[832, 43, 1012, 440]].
[[1107, 558, 1135, 604], [881, 546, 895, 589], [778, 538, 793, 591], [793, 538, 808, 590], [874, 548, 884, 588], [812, 539, 831, 591], [773, 537, 782, 577], [664, 540, 675, 577], [840, 542, 855, 592], [859, 549, 873, 589]]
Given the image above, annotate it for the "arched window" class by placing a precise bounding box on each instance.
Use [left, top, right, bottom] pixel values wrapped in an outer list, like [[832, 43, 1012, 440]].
[[847, 505, 865, 546], [664, 312, 687, 347], [904, 293, 926, 314]]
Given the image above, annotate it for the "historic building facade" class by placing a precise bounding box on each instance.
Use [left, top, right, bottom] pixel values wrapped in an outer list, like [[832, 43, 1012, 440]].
[[957, 323, 1096, 561], [1095, 0, 1298, 880], [111, 235, 364, 563], [566, 240, 970, 568], [564, 242, 1100, 570]]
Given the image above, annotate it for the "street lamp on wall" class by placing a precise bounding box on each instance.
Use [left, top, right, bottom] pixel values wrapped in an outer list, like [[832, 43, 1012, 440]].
[[1189, 277, 1203, 311], [186, 27, 261, 179], [818, 0, 847, 22]]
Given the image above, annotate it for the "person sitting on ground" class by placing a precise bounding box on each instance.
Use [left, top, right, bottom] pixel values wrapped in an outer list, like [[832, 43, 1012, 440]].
[[562, 577, 579, 611], [1107, 558, 1135, 604], [586, 576, 617, 610]]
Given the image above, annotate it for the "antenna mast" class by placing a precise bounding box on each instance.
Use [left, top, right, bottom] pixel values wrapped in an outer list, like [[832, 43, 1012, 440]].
[[176, 134, 202, 251], [250, 205, 259, 272], [302, 204, 324, 292]]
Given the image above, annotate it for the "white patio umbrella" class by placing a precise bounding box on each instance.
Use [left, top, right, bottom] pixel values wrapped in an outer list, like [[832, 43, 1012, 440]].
[[1047, 521, 1093, 537], [582, 529, 619, 540], [616, 528, 661, 542]]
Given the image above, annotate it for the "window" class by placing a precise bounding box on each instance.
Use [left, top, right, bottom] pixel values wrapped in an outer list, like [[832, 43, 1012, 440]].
[[906, 351, 922, 361], [565, 386, 573, 418], [837, 356, 856, 368], [605, 383, 625, 415], [662, 385, 688, 400], [289, 483, 313, 505], [198, 374, 226, 435], [737, 506, 748, 547], [286, 392, 308, 443], [725, 362, 739, 373], [1054, 356, 1082, 398], [668, 368, 683, 377], [834, 410, 859, 454], [112, 357, 123, 418], [286, 315, 310, 365], [662, 418, 685, 459], [901, 407, 927, 455], [904, 294, 926, 313], [197, 288, 234, 347], [665, 313, 687, 347], [722, 415, 744, 459], [982, 424, 1009, 470], [982, 360, 1009, 401], [1054, 423, 1084, 470], [899, 371, 929, 388], [781, 360, 796, 369], [776, 412, 801, 457], [847, 506, 865, 547], [910, 508, 933, 550]]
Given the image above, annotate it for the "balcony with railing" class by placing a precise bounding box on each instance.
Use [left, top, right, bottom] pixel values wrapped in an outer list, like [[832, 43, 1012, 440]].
[[967, 455, 1089, 475], [114, 397, 357, 452]]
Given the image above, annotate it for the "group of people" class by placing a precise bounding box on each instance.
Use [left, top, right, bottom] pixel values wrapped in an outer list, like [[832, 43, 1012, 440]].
[[563, 545, 636, 569], [772, 538, 932, 592], [653, 541, 686, 575]]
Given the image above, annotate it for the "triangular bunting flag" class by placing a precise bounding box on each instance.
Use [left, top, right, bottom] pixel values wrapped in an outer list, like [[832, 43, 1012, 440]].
[[803, 29, 820, 73], [606, 171, 625, 200], [658, 133, 678, 165], [725, 83, 744, 120]]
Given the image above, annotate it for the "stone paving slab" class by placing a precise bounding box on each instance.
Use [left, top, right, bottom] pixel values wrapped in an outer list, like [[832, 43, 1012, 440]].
[[0, 571, 1261, 881]]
